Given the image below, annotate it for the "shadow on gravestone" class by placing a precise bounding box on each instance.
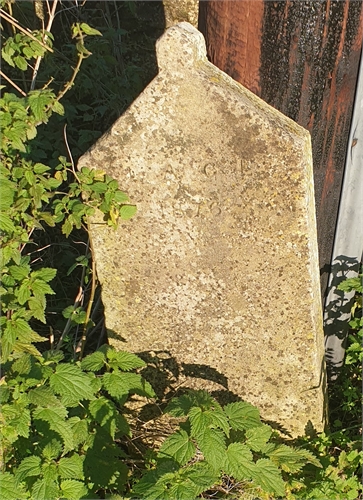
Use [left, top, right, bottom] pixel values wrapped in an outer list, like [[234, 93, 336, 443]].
[[79, 23, 327, 437]]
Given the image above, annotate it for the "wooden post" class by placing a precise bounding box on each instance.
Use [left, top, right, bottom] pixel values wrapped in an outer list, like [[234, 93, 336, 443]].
[[199, 0, 363, 300]]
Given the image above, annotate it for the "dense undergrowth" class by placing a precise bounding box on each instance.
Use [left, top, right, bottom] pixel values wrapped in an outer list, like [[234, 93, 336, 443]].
[[0, 1, 362, 498]]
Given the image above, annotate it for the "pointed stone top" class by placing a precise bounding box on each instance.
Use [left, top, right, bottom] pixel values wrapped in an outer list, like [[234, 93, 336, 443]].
[[155, 22, 207, 71]]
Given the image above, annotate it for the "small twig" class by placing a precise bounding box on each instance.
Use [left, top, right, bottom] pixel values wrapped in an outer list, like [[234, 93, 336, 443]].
[[0, 9, 54, 53], [63, 124, 81, 183], [0, 70, 27, 96], [77, 232, 97, 360], [31, 0, 58, 90]]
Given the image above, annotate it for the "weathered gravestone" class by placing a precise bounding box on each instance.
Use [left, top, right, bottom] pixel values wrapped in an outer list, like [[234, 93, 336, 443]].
[[78, 23, 326, 436]]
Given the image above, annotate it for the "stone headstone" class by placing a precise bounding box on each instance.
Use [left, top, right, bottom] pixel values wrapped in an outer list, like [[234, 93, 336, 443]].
[[78, 23, 326, 437]]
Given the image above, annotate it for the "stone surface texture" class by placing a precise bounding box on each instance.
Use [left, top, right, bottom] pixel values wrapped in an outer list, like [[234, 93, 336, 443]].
[[78, 23, 326, 436]]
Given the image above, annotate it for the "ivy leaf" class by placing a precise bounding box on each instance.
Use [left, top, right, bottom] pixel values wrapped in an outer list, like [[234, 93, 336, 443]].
[[50, 363, 95, 402], [15, 456, 42, 482], [224, 442, 255, 480], [245, 424, 273, 452], [197, 427, 226, 471], [224, 401, 261, 430], [0, 472, 27, 500], [158, 429, 196, 466], [252, 458, 286, 497], [60, 479, 87, 500], [58, 455, 84, 480]]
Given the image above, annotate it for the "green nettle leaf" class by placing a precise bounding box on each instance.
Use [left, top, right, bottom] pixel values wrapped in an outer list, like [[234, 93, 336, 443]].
[[158, 429, 196, 466], [267, 444, 322, 472], [169, 480, 198, 500], [0, 472, 27, 500], [0, 212, 16, 232], [58, 454, 84, 480], [81, 350, 106, 371], [102, 371, 155, 399], [197, 427, 226, 471], [28, 385, 63, 407], [60, 479, 88, 500], [11, 353, 32, 375], [42, 438, 63, 460], [30, 278, 55, 297], [31, 267, 57, 282], [120, 204, 137, 220], [224, 442, 255, 480], [106, 349, 146, 371], [251, 458, 286, 497], [224, 401, 262, 430], [17, 283, 31, 304], [28, 296, 46, 323], [166, 394, 196, 417], [184, 462, 219, 496], [113, 190, 129, 203], [245, 424, 273, 452], [15, 456, 42, 482], [33, 407, 74, 452], [89, 396, 118, 438], [80, 22, 102, 36], [31, 478, 60, 500], [50, 363, 95, 402], [70, 418, 89, 447]]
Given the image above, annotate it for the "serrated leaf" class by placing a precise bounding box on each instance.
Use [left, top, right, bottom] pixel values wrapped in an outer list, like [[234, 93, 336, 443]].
[[33, 407, 74, 452], [32, 267, 57, 282], [81, 350, 106, 371], [11, 353, 32, 375], [224, 401, 261, 430], [70, 418, 89, 447], [245, 424, 273, 452], [252, 458, 286, 497], [120, 204, 137, 220], [184, 462, 219, 496], [42, 438, 63, 460], [50, 363, 95, 402], [60, 479, 87, 500], [225, 442, 255, 480], [31, 278, 55, 296], [197, 427, 226, 471], [114, 190, 129, 203], [31, 478, 59, 500], [158, 429, 195, 466], [28, 386, 63, 407], [0, 472, 27, 500], [28, 296, 46, 323], [89, 396, 118, 438], [169, 480, 198, 500], [80, 23, 102, 36], [267, 444, 322, 472], [106, 349, 146, 371], [102, 371, 155, 399], [0, 212, 16, 232], [58, 454, 84, 480], [15, 456, 42, 482]]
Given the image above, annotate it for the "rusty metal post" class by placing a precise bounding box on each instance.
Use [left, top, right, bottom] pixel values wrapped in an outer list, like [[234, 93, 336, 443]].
[[199, 0, 363, 300]]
